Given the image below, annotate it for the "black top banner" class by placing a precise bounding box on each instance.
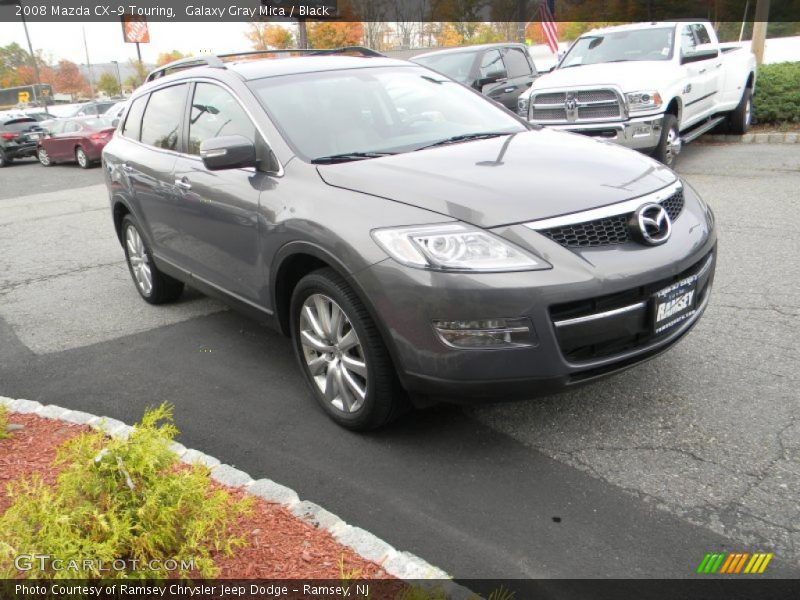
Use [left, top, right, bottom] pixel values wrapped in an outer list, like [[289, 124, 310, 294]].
[[1, 0, 799, 23]]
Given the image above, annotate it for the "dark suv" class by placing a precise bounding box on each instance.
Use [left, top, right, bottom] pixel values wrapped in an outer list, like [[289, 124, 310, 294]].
[[0, 116, 44, 167], [103, 49, 716, 430], [412, 43, 539, 112]]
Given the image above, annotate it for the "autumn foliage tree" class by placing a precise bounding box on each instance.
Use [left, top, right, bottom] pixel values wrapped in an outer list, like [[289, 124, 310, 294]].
[[97, 71, 121, 97], [245, 23, 295, 50], [156, 50, 188, 67], [53, 60, 90, 97]]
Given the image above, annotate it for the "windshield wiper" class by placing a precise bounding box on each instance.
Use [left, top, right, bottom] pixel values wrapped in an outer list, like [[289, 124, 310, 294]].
[[415, 132, 511, 152], [311, 151, 396, 164]]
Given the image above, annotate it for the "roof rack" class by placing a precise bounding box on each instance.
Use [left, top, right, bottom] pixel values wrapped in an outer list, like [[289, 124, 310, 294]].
[[145, 47, 385, 83]]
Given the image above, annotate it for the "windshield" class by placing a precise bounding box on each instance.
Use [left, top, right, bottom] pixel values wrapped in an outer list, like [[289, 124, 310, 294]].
[[248, 66, 524, 162], [561, 27, 675, 67], [412, 52, 476, 84]]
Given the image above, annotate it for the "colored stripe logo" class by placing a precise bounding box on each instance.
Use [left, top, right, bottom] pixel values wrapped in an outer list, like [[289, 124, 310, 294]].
[[697, 552, 773, 574]]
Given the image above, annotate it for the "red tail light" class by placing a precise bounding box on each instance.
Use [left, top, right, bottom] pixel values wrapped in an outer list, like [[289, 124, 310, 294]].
[[1, 132, 16, 140], [89, 131, 111, 142]]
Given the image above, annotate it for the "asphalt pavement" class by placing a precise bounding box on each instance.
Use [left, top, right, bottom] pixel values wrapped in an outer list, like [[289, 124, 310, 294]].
[[0, 144, 798, 578]]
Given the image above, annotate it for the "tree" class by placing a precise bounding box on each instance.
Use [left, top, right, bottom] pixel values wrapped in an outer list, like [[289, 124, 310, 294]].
[[53, 60, 90, 98], [0, 42, 32, 87], [124, 58, 149, 90], [306, 0, 363, 49], [245, 23, 295, 50], [97, 71, 121, 97], [156, 50, 188, 67]]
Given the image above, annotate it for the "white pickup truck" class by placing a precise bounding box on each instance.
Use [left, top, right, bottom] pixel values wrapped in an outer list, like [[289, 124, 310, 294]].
[[518, 22, 757, 165]]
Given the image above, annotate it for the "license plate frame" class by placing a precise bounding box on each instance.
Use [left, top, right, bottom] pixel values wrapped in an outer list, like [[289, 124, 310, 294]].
[[653, 276, 698, 335]]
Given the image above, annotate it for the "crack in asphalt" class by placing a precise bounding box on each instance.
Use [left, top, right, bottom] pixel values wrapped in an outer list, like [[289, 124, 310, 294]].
[[0, 260, 125, 296]]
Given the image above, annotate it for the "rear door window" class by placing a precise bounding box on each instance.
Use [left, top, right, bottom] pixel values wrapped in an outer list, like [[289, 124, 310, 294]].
[[504, 48, 533, 78], [479, 50, 505, 79], [121, 95, 147, 141], [140, 84, 187, 150]]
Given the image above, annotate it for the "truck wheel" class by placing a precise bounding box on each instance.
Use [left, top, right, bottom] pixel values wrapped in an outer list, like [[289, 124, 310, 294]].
[[652, 114, 681, 167], [290, 268, 408, 431], [728, 87, 753, 135]]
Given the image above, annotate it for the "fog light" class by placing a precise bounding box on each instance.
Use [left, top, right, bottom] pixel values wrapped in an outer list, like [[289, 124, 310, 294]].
[[433, 318, 536, 349], [631, 124, 652, 138]]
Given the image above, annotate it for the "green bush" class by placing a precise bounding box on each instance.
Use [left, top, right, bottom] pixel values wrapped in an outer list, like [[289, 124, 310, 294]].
[[0, 403, 252, 579], [753, 62, 800, 124], [0, 404, 9, 440]]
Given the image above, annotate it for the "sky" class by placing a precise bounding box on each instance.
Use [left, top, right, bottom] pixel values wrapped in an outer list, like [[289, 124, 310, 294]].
[[0, 21, 265, 65]]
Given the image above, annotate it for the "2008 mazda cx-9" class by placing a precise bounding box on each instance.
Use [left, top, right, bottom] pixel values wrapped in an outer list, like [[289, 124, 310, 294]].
[[103, 50, 716, 430]]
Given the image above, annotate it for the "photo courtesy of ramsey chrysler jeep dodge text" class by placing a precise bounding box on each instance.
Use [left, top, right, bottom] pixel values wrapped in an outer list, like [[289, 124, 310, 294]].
[[103, 48, 716, 430]]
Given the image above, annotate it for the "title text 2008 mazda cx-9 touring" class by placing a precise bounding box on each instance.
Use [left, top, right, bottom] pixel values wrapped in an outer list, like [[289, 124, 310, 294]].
[[103, 51, 716, 430]]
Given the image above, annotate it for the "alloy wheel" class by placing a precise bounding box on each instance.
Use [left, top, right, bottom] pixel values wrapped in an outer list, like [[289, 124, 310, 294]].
[[664, 127, 681, 166], [76, 147, 88, 168], [125, 225, 153, 296], [38, 148, 50, 166], [299, 293, 368, 413], [745, 97, 752, 127]]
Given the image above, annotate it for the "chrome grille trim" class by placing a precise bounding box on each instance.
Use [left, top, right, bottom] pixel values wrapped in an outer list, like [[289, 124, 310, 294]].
[[529, 86, 626, 124], [524, 180, 683, 232]]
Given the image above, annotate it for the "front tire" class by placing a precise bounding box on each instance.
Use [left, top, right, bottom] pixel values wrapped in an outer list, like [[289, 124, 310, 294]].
[[652, 114, 681, 167], [121, 215, 184, 304], [728, 87, 753, 135], [290, 268, 408, 431], [75, 146, 91, 169], [38, 147, 53, 166]]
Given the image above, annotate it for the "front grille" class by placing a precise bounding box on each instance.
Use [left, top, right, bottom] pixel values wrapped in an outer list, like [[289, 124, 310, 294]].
[[578, 104, 621, 119], [551, 251, 715, 363], [529, 88, 622, 123], [539, 187, 685, 248]]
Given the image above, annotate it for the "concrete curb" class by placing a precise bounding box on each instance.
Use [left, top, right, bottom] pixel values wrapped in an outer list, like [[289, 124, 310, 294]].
[[0, 397, 472, 598], [700, 132, 799, 144]]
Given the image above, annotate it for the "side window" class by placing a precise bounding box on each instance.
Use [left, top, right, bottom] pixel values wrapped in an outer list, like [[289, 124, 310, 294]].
[[48, 120, 66, 134], [692, 24, 712, 45], [140, 84, 187, 150], [121, 95, 147, 141], [64, 121, 80, 133], [188, 83, 256, 155], [504, 48, 532, 78], [680, 25, 697, 55], [479, 50, 505, 79]]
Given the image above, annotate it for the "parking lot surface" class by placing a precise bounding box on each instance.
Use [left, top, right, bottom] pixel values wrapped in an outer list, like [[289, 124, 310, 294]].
[[1, 144, 798, 577]]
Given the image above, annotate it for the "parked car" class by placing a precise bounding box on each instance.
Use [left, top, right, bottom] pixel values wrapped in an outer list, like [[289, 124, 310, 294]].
[[104, 100, 129, 127], [65, 101, 117, 117], [103, 50, 716, 430], [0, 116, 45, 167], [412, 43, 539, 111], [517, 21, 757, 165], [37, 116, 115, 168]]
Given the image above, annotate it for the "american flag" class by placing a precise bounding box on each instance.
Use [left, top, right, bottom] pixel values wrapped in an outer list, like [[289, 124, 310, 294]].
[[538, 0, 559, 54]]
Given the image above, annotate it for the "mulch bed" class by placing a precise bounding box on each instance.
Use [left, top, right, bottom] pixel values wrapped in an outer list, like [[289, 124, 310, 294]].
[[0, 412, 394, 580]]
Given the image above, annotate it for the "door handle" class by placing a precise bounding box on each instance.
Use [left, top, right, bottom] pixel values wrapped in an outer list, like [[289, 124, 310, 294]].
[[716, 63, 723, 68], [174, 177, 192, 191], [503, 87, 515, 93], [699, 68, 707, 74]]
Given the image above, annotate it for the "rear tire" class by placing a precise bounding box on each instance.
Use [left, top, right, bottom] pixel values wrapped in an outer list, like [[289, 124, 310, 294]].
[[652, 114, 681, 167], [121, 215, 184, 305], [290, 268, 408, 431], [75, 146, 91, 169], [0, 150, 10, 167], [728, 87, 753, 135]]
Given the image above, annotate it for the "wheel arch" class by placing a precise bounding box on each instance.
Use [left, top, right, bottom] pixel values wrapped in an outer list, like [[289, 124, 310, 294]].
[[111, 198, 132, 245], [270, 242, 405, 383], [665, 97, 682, 123]]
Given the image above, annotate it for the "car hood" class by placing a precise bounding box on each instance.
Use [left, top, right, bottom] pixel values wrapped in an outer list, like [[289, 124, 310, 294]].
[[531, 61, 674, 95], [316, 129, 677, 228]]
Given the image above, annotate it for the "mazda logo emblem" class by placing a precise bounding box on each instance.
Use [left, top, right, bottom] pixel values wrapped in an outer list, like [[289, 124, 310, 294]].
[[630, 203, 671, 246]]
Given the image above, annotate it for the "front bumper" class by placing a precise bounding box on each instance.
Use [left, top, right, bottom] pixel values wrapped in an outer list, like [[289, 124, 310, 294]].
[[539, 114, 665, 151], [354, 189, 715, 403]]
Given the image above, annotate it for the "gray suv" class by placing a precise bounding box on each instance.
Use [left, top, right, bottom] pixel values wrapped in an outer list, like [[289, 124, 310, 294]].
[[103, 49, 716, 430]]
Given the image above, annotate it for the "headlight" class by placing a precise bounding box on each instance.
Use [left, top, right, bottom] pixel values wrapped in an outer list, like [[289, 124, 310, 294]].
[[517, 95, 530, 118], [626, 90, 663, 112], [372, 223, 548, 272]]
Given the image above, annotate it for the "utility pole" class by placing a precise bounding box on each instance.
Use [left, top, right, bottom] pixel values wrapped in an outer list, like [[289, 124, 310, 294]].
[[82, 27, 96, 99], [751, 0, 770, 65], [111, 60, 122, 96], [297, 20, 308, 49], [20, 11, 46, 108]]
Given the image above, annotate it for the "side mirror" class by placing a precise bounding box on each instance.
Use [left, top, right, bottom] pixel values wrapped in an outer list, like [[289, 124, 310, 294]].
[[112, 118, 120, 128], [199, 135, 257, 170], [681, 44, 719, 64], [478, 69, 508, 87]]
